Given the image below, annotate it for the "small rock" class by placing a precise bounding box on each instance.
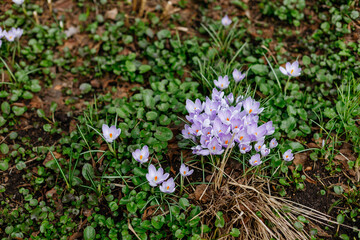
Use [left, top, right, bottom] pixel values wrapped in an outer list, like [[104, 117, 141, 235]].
[[105, 8, 118, 20]]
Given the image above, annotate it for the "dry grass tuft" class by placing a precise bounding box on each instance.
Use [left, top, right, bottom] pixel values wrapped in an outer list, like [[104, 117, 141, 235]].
[[194, 172, 353, 240]]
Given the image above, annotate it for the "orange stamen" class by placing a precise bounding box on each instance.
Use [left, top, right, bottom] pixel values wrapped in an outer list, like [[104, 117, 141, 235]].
[[140, 155, 143, 160], [249, 109, 253, 113], [154, 176, 158, 181], [109, 133, 113, 138]]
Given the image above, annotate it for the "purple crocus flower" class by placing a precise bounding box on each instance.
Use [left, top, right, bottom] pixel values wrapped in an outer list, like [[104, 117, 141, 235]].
[[13, 0, 24, 4], [159, 178, 176, 193], [182, 124, 195, 140], [249, 154, 262, 166], [4, 29, 16, 42], [239, 144, 252, 154], [260, 145, 270, 157], [269, 138, 278, 149], [186, 99, 203, 114], [243, 97, 264, 115], [132, 145, 149, 164], [146, 164, 169, 187], [279, 61, 301, 77], [13, 28, 23, 39], [254, 141, 264, 152], [211, 88, 224, 102], [247, 124, 267, 141], [283, 149, 294, 161], [221, 15, 232, 27], [231, 118, 244, 133], [232, 69, 246, 83], [235, 130, 250, 144], [102, 124, 121, 143], [218, 109, 233, 125], [180, 163, 194, 177], [208, 138, 224, 155], [204, 98, 220, 116], [214, 75, 230, 90], [226, 93, 234, 105], [218, 133, 234, 148], [264, 121, 275, 135], [212, 118, 230, 136], [189, 122, 203, 137]]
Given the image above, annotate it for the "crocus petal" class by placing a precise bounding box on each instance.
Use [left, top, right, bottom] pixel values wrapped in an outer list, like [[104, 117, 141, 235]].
[[279, 66, 288, 76]]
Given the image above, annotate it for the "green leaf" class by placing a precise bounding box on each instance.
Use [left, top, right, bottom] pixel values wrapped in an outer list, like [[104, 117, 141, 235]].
[[12, 106, 26, 116], [333, 185, 344, 195], [230, 228, 240, 237], [302, 55, 311, 65], [83, 226, 96, 240], [251, 64, 269, 76], [1, 102, 10, 115], [82, 163, 95, 181], [0, 143, 9, 154], [324, 107, 337, 118], [109, 201, 119, 211], [297, 109, 307, 121], [174, 229, 184, 238], [126, 202, 137, 213], [179, 198, 189, 209], [337, 214, 344, 224], [146, 111, 158, 121], [154, 127, 173, 141], [294, 221, 303, 231], [288, 141, 304, 151], [0, 161, 9, 171], [79, 83, 92, 94], [151, 215, 165, 229], [350, 11, 359, 20], [215, 211, 225, 228], [139, 65, 151, 74], [37, 109, 46, 118], [125, 61, 136, 72], [280, 117, 296, 132], [157, 29, 171, 39]]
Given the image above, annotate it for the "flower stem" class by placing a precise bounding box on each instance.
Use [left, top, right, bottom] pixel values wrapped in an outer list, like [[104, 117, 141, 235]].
[[179, 175, 184, 196], [284, 75, 291, 96]]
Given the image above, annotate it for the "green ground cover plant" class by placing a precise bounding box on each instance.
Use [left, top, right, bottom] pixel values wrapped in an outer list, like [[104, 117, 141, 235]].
[[0, 0, 360, 239]]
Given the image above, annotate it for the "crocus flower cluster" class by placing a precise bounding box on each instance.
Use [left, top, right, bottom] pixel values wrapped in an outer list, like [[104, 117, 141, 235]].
[[146, 163, 194, 194], [181, 72, 292, 166], [0, 27, 23, 45]]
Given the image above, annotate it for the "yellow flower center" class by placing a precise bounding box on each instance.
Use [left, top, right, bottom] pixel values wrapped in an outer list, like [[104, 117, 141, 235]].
[[109, 133, 113, 138], [254, 160, 258, 164], [183, 171, 186, 175], [286, 155, 288, 158], [249, 109, 252, 113], [167, 186, 169, 190], [242, 147, 246, 150], [290, 69, 294, 74], [140, 155, 143, 160], [226, 118, 229, 121], [212, 146, 216, 150], [221, 84, 224, 87], [239, 136, 243, 140], [258, 145, 261, 149], [154, 176, 158, 181], [225, 140, 228, 144]]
